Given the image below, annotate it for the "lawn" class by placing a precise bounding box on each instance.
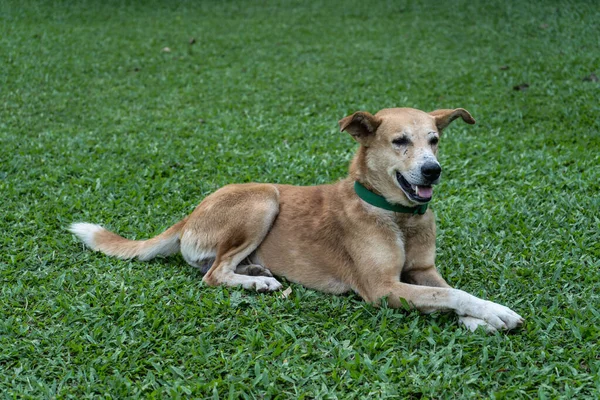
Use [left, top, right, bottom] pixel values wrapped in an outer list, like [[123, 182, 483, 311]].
[[1, 0, 599, 398]]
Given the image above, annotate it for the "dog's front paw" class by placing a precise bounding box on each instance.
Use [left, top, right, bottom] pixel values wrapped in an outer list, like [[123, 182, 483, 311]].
[[475, 301, 524, 331], [456, 291, 524, 331], [458, 316, 497, 333]]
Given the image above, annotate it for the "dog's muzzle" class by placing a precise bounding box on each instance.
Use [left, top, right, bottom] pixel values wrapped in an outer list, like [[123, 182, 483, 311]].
[[395, 167, 440, 203]]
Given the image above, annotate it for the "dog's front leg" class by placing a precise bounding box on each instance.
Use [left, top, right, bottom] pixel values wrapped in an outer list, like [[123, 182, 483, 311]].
[[403, 267, 495, 331], [365, 280, 523, 331], [401, 267, 522, 332]]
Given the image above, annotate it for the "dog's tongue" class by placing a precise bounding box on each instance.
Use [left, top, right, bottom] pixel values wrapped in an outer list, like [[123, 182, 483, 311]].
[[416, 186, 433, 199]]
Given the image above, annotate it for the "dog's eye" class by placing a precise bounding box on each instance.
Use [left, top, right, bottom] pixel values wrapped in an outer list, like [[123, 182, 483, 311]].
[[430, 137, 439, 146], [392, 136, 410, 146]]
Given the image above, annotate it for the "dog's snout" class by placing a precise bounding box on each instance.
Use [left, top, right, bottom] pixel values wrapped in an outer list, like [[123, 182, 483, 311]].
[[421, 162, 442, 181]]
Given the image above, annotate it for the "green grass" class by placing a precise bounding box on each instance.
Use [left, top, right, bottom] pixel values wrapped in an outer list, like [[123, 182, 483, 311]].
[[1, 0, 599, 398]]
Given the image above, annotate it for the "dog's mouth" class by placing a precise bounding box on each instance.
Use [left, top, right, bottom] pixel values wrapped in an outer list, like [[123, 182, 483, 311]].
[[395, 171, 433, 203]]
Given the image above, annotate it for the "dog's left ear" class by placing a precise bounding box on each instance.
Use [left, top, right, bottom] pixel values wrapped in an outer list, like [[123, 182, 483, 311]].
[[339, 111, 382, 146], [429, 108, 476, 132]]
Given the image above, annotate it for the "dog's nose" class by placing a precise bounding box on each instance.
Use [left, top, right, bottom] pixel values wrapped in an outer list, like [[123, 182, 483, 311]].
[[421, 162, 442, 181]]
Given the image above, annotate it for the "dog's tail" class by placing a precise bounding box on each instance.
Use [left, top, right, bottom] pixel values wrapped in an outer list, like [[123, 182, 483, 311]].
[[69, 219, 187, 261]]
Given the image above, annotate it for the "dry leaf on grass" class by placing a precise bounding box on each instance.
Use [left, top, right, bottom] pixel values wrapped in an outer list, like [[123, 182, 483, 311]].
[[281, 287, 293, 299], [161, 47, 171, 53]]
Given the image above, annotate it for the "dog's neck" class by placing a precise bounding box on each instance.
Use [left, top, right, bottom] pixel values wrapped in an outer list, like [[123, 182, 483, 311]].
[[349, 146, 380, 192], [354, 181, 428, 215]]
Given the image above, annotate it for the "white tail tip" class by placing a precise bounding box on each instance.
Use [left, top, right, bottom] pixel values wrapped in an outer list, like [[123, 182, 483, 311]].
[[69, 222, 105, 250]]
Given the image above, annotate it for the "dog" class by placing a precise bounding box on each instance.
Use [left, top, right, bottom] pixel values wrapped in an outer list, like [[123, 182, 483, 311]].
[[70, 107, 524, 332]]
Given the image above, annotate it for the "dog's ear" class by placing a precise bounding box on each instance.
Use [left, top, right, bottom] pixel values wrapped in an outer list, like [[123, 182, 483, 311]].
[[429, 108, 476, 132], [339, 111, 382, 146]]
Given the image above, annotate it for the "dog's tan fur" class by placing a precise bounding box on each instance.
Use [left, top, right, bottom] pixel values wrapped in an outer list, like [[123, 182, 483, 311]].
[[70, 107, 523, 332]]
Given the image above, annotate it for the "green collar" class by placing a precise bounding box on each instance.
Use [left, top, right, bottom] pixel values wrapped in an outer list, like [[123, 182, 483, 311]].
[[354, 181, 428, 215]]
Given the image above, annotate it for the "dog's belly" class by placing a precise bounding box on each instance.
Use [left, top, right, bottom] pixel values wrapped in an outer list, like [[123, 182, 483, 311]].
[[254, 232, 352, 294], [255, 247, 352, 294], [253, 184, 353, 294]]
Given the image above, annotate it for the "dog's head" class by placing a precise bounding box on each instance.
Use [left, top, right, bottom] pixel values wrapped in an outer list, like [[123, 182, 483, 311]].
[[340, 107, 475, 206]]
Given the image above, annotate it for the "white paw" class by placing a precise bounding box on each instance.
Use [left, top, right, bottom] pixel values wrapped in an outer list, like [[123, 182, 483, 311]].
[[458, 316, 497, 333], [470, 300, 524, 331], [253, 277, 282, 292], [455, 291, 524, 331]]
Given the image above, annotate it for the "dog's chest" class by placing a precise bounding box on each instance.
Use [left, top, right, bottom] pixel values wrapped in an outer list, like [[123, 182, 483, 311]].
[[369, 210, 435, 272], [367, 210, 407, 263]]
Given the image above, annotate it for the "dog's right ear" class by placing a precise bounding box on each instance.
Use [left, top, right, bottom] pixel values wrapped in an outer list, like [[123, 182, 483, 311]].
[[339, 111, 381, 146]]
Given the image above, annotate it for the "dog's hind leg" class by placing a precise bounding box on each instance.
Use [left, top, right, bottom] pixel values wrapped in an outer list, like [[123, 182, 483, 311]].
[[206, 251, 281, 292], [184, 183, 282, 292], [185, 257, 273, 277], [235, 263, 274, 277]]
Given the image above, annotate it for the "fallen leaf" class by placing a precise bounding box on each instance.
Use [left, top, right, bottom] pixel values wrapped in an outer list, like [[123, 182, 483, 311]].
[[499, 65, 510, 70], [162, 47, 171, 53], [583, 73, 598, 82], [513, 83, 529, 91], [281, 287, 292, 299]]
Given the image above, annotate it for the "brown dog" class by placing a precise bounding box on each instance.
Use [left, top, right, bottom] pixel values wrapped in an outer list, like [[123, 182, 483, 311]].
[[70, 107, 523, 332]]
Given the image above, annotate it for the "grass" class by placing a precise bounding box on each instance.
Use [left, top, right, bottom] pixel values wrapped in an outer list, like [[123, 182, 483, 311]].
[[1, 0, 599, 398]]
